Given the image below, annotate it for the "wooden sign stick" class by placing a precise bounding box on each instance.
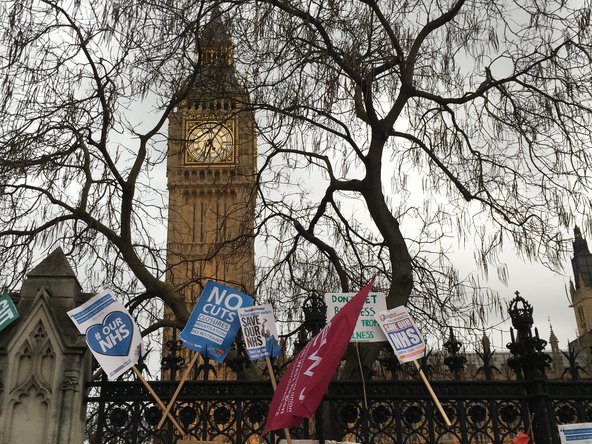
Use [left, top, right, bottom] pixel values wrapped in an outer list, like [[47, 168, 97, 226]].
[[132, 366, 187, 436], [156, 352, 200, 430], [265, 356, 292, 444], [413, 360, 452, 427]]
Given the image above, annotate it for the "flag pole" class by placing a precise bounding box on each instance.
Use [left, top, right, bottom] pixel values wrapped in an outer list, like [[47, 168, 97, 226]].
[[265, 356, 293, 444], [156, 352, 200, 430], [132, 365, 187, 436], [412, 360, 451, 427], [354, 342, 369, 411]]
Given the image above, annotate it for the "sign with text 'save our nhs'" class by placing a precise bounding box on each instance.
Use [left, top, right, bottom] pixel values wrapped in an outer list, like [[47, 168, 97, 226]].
[[180, 281, 254, 363], [67, 289, 143, 380], [376, 306, 426, 363], [237, 304, 282, 360], [325, 292, 387, 342], [0, 293, 19, 333]]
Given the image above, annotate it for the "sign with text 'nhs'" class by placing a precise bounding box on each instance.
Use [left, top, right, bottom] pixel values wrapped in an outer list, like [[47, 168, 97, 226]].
[[376, 305, 426, 363], [67, 289, 143, 380]]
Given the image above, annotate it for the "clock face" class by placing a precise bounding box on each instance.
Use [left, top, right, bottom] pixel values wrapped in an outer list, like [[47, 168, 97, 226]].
[[186, 122, 234, 164]]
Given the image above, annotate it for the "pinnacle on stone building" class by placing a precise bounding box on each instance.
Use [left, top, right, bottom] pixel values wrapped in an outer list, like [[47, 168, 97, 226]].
[[570, 225, 592, 336]]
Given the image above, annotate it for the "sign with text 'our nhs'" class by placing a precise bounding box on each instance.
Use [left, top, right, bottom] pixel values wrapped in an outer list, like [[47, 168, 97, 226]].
[[376, 306, 426, 363], [67, 289, 143, 380], [180, 281, 254, 363]]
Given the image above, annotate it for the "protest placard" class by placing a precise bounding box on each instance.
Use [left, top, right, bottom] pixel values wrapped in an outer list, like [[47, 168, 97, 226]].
[[70, 290, 185, 435], [325, 292, 387, 342], [376, 305, 449, 426], [0, 293, 19, 333], [180, 280, 253, 363], [559, 423, 592, 443], [376, 305, 426, 363], [67, 289, 143, 380], [158, 281, 255, 432], [238, 304, 281, 360]]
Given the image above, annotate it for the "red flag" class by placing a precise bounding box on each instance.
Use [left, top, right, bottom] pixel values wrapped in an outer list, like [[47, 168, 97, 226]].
[[263, 278, 375, 433]]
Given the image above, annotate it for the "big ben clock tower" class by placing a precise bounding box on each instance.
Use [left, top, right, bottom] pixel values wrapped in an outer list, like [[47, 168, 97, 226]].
[[165, 10, 256, 375]]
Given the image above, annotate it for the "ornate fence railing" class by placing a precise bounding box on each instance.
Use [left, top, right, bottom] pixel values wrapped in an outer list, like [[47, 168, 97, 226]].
[[85, 377, 592, 443], [84, 293, 592, 444]]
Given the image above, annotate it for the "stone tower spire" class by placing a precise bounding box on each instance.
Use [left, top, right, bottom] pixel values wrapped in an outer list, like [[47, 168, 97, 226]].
[[570, 226, 592, 336], [549, 322, 564, 378], [572, 225, 592, 290]]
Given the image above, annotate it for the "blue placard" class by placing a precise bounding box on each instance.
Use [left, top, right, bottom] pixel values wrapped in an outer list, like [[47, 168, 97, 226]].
[[86, 311, 135, 356], [180, 281, 254, 363]]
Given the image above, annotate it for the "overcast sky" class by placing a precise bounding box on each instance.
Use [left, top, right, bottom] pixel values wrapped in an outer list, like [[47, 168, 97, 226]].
[[459, 246, 575, 352]]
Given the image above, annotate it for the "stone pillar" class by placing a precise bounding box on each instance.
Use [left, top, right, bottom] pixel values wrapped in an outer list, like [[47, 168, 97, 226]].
[[0, 247, 91, 444]]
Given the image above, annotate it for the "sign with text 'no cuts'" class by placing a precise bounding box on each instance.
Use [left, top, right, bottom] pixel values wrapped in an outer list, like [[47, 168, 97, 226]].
[[67, 289, 143, 380], [325, 292, 387, 342], [180, 281, 254, 363], [376, 306, 426, 363], [238, 304, 282, 360], [0, 293, 19, 333]]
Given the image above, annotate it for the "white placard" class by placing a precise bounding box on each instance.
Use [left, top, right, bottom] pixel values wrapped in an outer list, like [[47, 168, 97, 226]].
[[376, 306, 426, 363], [559, 423, 592, 443], [238, 304, 281, 360], [67, 289, 143, 380], [325, 292, 387, 342]]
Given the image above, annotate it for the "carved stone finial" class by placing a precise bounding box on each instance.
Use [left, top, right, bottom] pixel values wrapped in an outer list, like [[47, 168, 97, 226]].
[[60, 375, 79, 391], [481, 334, 491, 354]]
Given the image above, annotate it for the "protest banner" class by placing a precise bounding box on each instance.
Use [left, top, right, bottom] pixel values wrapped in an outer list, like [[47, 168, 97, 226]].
[[238, 304, 281, 360], [558, 423, 592, 443], [158, 281, 254, 431], [69, 289, 185, 435], [238, 304, 291, 442], [376, 305, 450, 426], [67, 289, 143, 380], [376, 305, 426, 362], [0, 293, 19, 333], [325, 292, 387, 342], [264, 279, 375, 434], [179, 280, 254, 362]]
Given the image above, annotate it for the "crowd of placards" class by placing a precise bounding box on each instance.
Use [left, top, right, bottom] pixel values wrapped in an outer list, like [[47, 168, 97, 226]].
[[63, 280, 586, 443]]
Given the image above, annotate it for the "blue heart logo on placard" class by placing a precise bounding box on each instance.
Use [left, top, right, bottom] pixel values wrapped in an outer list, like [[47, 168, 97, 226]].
[[86, 311, 134, 357]]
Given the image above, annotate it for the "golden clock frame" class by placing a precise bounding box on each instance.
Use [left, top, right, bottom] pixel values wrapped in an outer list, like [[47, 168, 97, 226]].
[[183, 118, 237, 167]]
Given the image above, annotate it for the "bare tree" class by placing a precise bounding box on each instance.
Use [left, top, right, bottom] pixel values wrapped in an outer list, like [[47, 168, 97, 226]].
[[2, 0, 592, 378], [0, 0, 223, 328], [230, 0, 592, 374]]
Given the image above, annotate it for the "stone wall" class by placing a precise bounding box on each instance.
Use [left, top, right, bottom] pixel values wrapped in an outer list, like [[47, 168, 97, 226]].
[[0, 248, 91, 444]]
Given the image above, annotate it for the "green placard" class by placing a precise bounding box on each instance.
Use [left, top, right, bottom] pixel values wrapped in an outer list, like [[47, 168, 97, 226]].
[[0, 293, 18, 332]]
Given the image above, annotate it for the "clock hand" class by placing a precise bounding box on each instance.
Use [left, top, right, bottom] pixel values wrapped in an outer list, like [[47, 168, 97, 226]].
[[204, 138, 215, 160]]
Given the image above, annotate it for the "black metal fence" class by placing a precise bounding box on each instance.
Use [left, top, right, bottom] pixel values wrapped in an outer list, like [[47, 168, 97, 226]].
[[85, 293, 592, 443]]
